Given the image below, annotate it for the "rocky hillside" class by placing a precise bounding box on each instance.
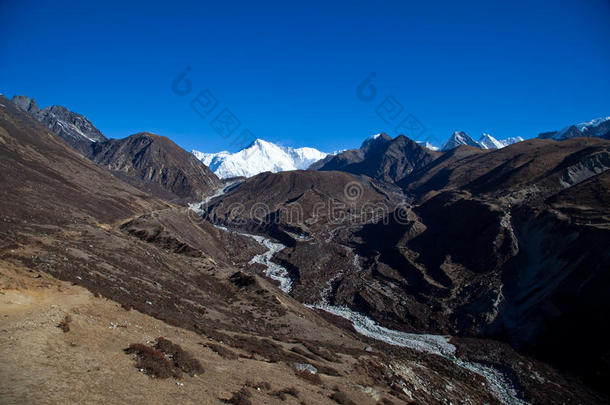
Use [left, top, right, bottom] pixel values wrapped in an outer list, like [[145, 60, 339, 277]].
[[87, 133, 221, 204], [11, 95, 107, 154]]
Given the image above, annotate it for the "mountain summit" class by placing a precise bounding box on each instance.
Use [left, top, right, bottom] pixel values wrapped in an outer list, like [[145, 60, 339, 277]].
[[441, 131, 480, 150], [88, 132, 220, 203], [192, 138, 328, 179], [315, 132, 440, 183], [478, 133, 524, 149]]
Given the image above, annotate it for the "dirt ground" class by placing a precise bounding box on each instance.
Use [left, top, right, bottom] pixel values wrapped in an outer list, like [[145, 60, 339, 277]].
[[0, 263, 372, 405]]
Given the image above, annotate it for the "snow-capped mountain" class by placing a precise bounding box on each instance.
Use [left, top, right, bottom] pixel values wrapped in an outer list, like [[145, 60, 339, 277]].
[[477, 133, 504, 149], [360, 133, 390, 149], [478, 133, 524, 149], [192, 139, 328, 179], [539, 116, 610, 141], [500, 137, 525, 147], [441, 131, 524, 151], [441, 131, 480, 150], [415, 141, 440, 151]]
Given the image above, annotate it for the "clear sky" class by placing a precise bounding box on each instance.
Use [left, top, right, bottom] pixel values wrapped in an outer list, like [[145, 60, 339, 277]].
[[1, 0, 609, 153]]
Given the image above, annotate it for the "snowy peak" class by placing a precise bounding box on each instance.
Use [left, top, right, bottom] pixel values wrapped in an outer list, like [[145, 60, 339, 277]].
[[575, 116, 610, 131], [478, 133, 504, 149], [477, 134, 524, 149], [500, 136, 525, 147], [441, 131, 480, 150], [441, 131, 524, 151], [360, 132, 392, 150], [415, 141, 440, 151], [287, 146, 329, 168], [192, 139, 328, 179], [546, 116, 610, 140]]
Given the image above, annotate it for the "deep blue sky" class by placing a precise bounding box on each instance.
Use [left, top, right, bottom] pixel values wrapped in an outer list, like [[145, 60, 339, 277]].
[[1, 0, 609, 153]]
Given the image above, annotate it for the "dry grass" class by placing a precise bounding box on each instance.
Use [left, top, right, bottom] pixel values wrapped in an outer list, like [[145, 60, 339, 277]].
[[125, 343, 177, 379], [227, 387, 252, 405], [294, 369, 322, 385], [204, 342, 238, 360], [303, 342, 339, 363], [330, 389, 357, 405], [124, 338, 203, 378], [245, 380, 271, 390], [270, 386, 300, 400], [291, 345, 317, 361], [155, 337, 204, 376]]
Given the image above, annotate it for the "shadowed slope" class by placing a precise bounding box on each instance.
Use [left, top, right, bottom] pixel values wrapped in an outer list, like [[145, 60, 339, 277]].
[[315, 133, 440, 183]]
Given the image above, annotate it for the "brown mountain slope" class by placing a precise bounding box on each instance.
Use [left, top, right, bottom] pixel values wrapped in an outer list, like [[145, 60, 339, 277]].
[[87, 133, 221, 204], [0, 96, 168, 225], [10, 95, 220, 205], [204, 170, 405, 244], [400, 137, 610, 202]]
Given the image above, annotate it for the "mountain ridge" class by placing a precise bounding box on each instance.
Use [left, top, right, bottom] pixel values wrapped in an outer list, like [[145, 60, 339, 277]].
[[11, 95, 107, 154], [539, 116, 610, 141], [88, 132, 221, 204]]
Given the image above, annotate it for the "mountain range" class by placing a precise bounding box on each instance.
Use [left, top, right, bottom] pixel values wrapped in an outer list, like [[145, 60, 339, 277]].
[[539, 116, 610, 141], [194, 124, 610, 179], [11, 94, 609, 181], [10, 95, 221, 204], [3, 93, 610, 404], [441, 131, 524, 150], [193, 132, 525, 178]]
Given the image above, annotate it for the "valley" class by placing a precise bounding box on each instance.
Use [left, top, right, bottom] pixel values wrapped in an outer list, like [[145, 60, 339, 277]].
[[1, 93, 609, 404]]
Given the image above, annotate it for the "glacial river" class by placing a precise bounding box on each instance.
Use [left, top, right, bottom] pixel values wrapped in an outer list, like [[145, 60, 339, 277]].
[[190, 190, 526, 405]]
